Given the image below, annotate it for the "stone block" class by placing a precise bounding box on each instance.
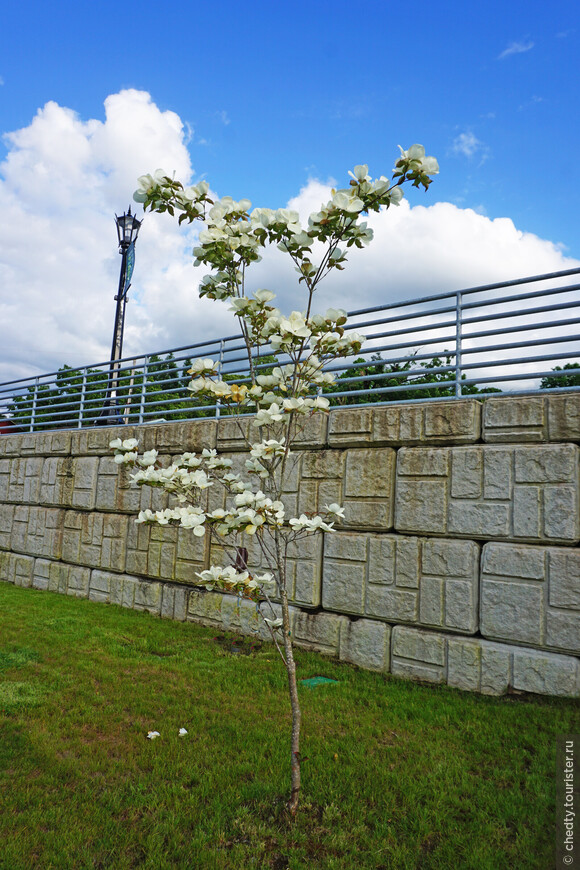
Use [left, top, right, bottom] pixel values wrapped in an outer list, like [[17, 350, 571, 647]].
[[66, 565, 91, 598], [292, 609, 347, 656], [545, 611, 580, 655], [391, 626, 446, 684], [71, 427, 128, 456], [481, 542, 580, 655], [328, 408, 372, 446], [95, 456, 142, 513], [344, 448, 395, 498], [423, 401, 481, 442], [187, 588, 226, 627], [339, 618, 391, 671], [160, 584, 189, 621], [0, 504, 14, 549], [549, 551, 580, 608], [216, 417, 251, 452], [395, 479, 448, 534], [483, 397, 547, 442], [89, 569, 112, 603], [512, 648, 580, 697], [398, 447, 450, 477], [71, 457, 99, 510], [548, 394, 580, 442], [323, 532, 478, 634], [46, 560, 70, 594], [138, 419, 217, 455], [32, 558, 51, 591], [11, 506, 63, 560], [447, 637, 512, 695], [292, 411, 328, 448], [11, 553, 35, 587], [322, 559, 366, 615], [369, 401, 480, 446], [134, 579, 162, 614], [396, 445, 580, 544], [302, 450, 345, 480], [39, 457, 74, 507], [238, 529, 322, 608], [481, 580, 544, 645], [515, 445, 577, 483]]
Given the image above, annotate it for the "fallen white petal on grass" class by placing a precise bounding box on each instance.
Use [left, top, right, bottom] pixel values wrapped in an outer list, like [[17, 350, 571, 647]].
[[178, 728, 188, 737], [147, 731, 161, 740]]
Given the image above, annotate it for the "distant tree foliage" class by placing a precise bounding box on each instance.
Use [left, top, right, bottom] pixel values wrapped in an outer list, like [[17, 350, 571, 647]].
[[16, 352, 580, 431], [540, 362, 580, 390], [327, 353, 502, 404]]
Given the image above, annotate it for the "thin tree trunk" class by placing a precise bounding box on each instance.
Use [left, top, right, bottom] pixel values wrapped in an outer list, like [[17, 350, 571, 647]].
[[281, 588, 301, 815]]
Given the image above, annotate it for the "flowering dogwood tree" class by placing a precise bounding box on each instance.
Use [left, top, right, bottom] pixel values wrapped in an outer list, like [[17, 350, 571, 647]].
[[110, 145, 438, 814]]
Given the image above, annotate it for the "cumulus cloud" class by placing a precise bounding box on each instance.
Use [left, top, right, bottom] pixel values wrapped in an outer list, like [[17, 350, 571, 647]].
[[451, 132, 488, 162], [1, 90, 578, 390], [0, 90, 236, 383], [498, 40, 534, 59]]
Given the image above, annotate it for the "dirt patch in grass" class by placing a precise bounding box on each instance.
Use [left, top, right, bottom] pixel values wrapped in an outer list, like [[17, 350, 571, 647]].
[[212, 632, 264, 656]]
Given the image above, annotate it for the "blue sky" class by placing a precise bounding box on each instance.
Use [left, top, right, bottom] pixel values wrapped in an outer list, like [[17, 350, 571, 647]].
[[0, 0, 579, 380]]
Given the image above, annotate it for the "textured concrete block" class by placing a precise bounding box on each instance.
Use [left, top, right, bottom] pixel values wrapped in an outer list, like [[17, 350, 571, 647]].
[[66, 565, 91, 598], [239, 529, 323, 608], [11, 553, 35, 587], [323, 532, 478, 634], [216, 418, 251, 452], [39, 457, 74, 506], [71, 427, 130, 456], [328, 407, 373, 446], [292, 610, 347, 655], [339, 618, 390, 671], [71, 457, 99, 510], [134, 579, 162, 614], [32, 558, 51, 591], [548, 394, 580, 442], [512, 648, 580, 697], [483, 397, 547, 442], [11, 506, 63, 560], [481, 542, 580, 655], [549, 551, 580, 608], [160, 584, 189, 621], [0, 503, 14, 549], [89, 569, 112, 603], [368, 401, 480, 446], [481, 580, 544, 645], [95, 456, 142, 513], [395, 479, 448, 534], [396, 445, 579, 544], [391, 626, 446, 683], [187, 588, 227, 627]]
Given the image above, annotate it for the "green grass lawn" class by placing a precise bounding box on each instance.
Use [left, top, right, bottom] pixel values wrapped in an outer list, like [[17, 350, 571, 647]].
[[0, 583, 578, 870]]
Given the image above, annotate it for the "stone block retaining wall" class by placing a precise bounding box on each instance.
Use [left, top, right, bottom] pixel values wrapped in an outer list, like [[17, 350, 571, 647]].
[[1, 395, 579, 698]]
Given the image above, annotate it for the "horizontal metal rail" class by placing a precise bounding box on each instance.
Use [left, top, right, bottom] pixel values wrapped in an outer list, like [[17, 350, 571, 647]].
[[1, 266, 579, 433]]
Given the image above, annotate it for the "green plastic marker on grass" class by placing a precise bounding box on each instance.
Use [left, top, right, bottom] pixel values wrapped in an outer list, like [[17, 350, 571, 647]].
[[300, 676, 338, 688]]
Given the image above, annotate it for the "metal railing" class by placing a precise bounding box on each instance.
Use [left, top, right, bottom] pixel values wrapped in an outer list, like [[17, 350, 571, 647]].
[[1, 267, 579, 433]]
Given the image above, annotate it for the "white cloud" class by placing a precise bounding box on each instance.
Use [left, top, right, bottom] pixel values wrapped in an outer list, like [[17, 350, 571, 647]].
[[0, 90, 236, 383], [0, 91, 578, 392], [498, 40, 534, 59], [243, 180, 579, 318], [451, 132, 484, 159]]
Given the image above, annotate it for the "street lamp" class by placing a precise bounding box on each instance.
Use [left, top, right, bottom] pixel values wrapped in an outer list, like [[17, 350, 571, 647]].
[[98, 206, 142, 425]]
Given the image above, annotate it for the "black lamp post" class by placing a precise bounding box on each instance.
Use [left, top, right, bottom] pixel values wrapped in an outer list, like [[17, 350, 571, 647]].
[[98, 207, 142, 425]]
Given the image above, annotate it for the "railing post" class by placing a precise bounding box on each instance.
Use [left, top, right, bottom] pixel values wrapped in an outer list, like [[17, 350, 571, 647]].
[[138, 356, 149, 424], [215, 340, 225, 420], [78, 368, 87, 428], [30, 378, 39, 432], [455, 291, 463, 398]]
